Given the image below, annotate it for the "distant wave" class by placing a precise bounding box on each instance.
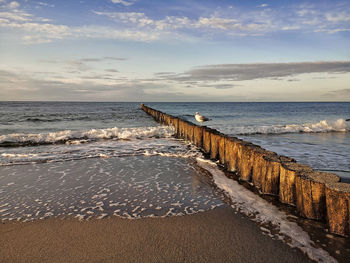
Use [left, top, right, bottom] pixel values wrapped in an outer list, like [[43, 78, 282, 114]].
[[22, 116, 92, 122], [235, 119, 349, 135], [0, 126, 174, 147]]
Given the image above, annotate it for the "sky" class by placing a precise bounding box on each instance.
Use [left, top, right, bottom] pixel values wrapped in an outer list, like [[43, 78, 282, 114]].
[[0, 0, 350, 102]]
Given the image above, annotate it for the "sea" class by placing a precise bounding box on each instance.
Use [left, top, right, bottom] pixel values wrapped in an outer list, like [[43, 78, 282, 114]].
[[149, 102, 350, 181], [1, 101, 349, 261]]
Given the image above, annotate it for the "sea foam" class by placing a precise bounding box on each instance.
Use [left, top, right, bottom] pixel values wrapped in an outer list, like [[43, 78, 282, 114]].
[[0, 126, 174, 147], [196, 157, 337, 263], [234, 118, 348, 135]]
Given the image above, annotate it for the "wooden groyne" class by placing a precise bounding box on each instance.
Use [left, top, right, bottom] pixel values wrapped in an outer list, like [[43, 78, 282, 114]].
[[141, 104, 350, 237]]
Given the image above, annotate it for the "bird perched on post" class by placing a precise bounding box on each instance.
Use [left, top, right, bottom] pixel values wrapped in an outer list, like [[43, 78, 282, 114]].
[[195, 112, 211, 125]]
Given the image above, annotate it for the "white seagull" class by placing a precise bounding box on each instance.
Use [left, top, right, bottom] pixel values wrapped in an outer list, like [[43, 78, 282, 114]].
[[195, 112, 211, 125]]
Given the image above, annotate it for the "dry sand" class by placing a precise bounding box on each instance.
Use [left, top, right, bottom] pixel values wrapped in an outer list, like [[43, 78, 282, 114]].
[[0, 206, 313, 263]]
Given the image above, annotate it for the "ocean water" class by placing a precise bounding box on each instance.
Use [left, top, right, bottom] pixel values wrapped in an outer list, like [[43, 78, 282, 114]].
[[147, 102, 350, 181], [0, 101, 350, 219], [0, 102, 348, 261]]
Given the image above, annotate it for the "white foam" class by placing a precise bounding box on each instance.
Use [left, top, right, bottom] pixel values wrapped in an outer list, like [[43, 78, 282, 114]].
[[1, 153, 38, 158], [235, 118, 349, 135], [196, 157, 336, 263], [0, 126, 174, 146], [142, 144, 201, 159]]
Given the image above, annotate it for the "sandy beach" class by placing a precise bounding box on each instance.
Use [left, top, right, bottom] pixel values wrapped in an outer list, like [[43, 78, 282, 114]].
[[0, 206, 313, 263]]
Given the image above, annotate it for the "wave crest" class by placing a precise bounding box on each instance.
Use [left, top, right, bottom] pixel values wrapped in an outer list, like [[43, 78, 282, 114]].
[[235, 119, 349, 135], [0, 126, 174, 147]]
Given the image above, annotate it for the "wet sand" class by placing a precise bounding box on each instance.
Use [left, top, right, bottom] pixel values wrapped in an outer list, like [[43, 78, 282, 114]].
[[0, 206, 312, 263]]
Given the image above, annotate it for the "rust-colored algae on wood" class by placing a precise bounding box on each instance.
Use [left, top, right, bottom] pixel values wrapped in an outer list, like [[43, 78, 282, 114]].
[[279, 163, 313, 206], [237, 143, 256, 182], [325, 182, 350, 237], [184, 122, 195, 143], [193, 126, 204, 148], [202, 127, 212, 154], [218, 135, 226, 165], [296, 171, 339, 220], [251, 148, 268, 189], [170, 117, 179, 137], [140, 104, 350, 237], [210, 132, 222, 160], [224, 137, 240, 172], [261, 154, 282, 195], [178, 119, 186, 138]]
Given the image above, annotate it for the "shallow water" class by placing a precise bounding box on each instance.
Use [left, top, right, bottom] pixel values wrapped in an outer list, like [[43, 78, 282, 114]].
[[0, 155, 224, 221]]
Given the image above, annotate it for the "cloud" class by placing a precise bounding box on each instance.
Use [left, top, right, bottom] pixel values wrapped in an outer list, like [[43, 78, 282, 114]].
[[0, 8, 70, 43], [0, 11, 32, 22], [93, 11, 271, 34], [314, 28, 350, 34], [259, 4, 269, 8], [0, 8, 160, 43], [195, 16, 269, 31], [0, 69, 144, 101], [282, 26, 300, 31], [1, 1, 350, 45], [322, 89, 350, 99], [199, 83, 239, 89], [330, 89, 350, 95], [111, 0, 134, 6], [7, 1, 19, 9], [0, 68, 247, 102], [91, 4, 350, 39], [325, 12, 350, 22], [35, 2, 55, 8], [41, 57, 127, 72], [105, 69, 119, 73], [39, 57, 127, 74], [158, 61, 350, 82], [295, 3, 350, 34], [80, 57, 127, 62], [73, 25, 160, 42]]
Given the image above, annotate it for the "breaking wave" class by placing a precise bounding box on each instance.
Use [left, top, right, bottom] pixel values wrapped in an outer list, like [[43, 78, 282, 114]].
[[235, 119, 349, 135], [0, 126, 174, 147]]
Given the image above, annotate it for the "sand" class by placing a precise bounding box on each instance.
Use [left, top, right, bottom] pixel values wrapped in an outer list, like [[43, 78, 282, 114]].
[[0, 206, 312, 263]]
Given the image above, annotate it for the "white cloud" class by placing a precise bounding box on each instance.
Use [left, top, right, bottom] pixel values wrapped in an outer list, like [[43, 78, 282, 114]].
[[36, 2, 55, 8], [73, 25, 160, 42], [1, 1, 350, 45], [0, 9, 160, 43], [0, 11, 31, 21], [0, 20, 71, 41], [93, 11, 271, 35], [295, 4, 350, 33], [325, 12, 350, 22], [111, 0, 134, 6], [282, 26, 300, 31], [196, 16, 269, 31], [22, 35, 53, 44], [93, 11, 145, 23], [315, 28, 350, 34], [7, 1, 19, 9]]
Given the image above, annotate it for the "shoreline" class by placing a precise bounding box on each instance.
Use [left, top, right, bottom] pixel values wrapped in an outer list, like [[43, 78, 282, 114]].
[[0, 206, 314, 263]]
